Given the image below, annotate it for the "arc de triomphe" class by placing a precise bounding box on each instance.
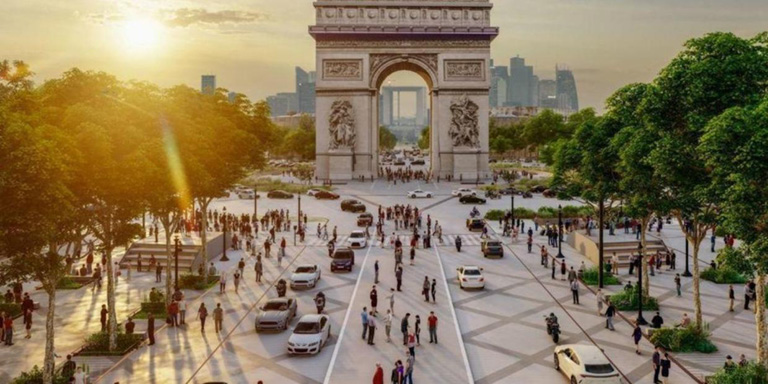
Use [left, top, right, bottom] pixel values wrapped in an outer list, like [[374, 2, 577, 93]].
[[310, 0, 498, 181]]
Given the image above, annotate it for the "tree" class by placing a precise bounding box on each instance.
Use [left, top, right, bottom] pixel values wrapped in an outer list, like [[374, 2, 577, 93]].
[[700, 97, 768, 365], [379, 126, 397, 151], [417, 126, 430, 150], [644, 32, 768, 327]]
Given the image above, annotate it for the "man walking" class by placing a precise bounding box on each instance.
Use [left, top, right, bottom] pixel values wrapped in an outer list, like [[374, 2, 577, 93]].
[[431, 278, 437, 303], [361, 307, 369, 340], [404, 349, 415, 384], [428, 311, 438, 344], [422, 277, 430, 302], [147, 313, 155, 346], [367, 311, 377, 345], [605, 302, 616, 331], [374, 260, 379, 284], [653, 345, 662, 384], [388, 288, 395, 315], [214, 303, 224, 333], [728, 284, 735, 312], [570, 279, 580, 304], [254, 258, 263, 283], [396, 266, 403, 291], [385, 309, 393, 342], [674, 274, 682, 297], [401, 313, 410, 346], [100, 304, 108, 332], [370, 286, 378, 316], [155, 263, 163, 283]]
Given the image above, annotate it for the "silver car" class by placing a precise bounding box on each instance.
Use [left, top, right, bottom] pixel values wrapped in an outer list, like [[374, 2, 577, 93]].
[[255, 297, 297, 332]]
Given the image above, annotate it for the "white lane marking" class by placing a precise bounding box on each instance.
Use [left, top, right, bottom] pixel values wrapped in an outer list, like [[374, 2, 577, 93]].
[[433, 246, 474, 384], [323, 244, 374, 384]]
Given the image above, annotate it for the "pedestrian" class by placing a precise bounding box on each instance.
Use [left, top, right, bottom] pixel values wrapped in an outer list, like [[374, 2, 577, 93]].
[[370, 286, 378, 316], [414, 315, 421, 346], [373, 362, 384, 384], [147, 313, 155, 346], [388, 288, 395, 315], [367, 311, 377, 345], [674, 273, 681, 297], [23, 308, 32, 339], [431, 278, 437, 303], [744, 281, 753, 310], [605, 302, 616, 331], [404, 349, 415, 384], [422, 276, 430, 302], [254, 258, 263, 283], [156, 263, 163, 283], [61, 354, 77, 379], [197, 303, 208, 332], [374, 260, 380, 284], [238, 258, 245, 276], [396, 266, 403, 292], [401, 313, 410, 346], [219, 270, 228, 293], [279, 237, 286, 266], [661, 352, 671, 384], [168, 300, 179, 327], [651, 312, 664, 329], [407, 331, 416, 356], [428, 311, 438, 344], [653, 346, 662, 384], [728, 284, 735, 312], [392, 361, 403, 384], [73, 366, 87, 384], [596, 289, 604, 315], [570, 279, 580, 304], [632, 322, 642, 355], [233, 270, 241, 293], [551, 261, 556, 279], [100, 304, 108, 332], [214, 303, 223, 333], [567, 266, 577, 283], [560, 261, 567, 281], [361, 307, 369, 340]]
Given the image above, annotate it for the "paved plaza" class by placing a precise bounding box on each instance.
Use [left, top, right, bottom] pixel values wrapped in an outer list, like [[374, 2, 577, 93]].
[[0, 179, 759, 384]]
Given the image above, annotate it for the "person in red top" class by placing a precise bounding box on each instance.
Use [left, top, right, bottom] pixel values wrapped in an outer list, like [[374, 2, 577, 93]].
[[4, 315, 13, 345], [168, 300, 179, 327], [428, 311, 438, 344], [372, 362, 384, 384]]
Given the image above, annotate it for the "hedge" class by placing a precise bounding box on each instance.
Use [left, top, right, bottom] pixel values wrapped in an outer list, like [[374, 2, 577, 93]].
[[608, 288, 659, 311], [581, 267, 620, 286], [56, 276, 83, 290], [700, 267, 748, 284], [483, 206, 591, 221], [0, 302, 22, 318], [649, 325, 717, 353], [79, 331, 144, 356], [708, 362, 768, 384], [178, 274, 219, 290], [11, 366, 69, 384]]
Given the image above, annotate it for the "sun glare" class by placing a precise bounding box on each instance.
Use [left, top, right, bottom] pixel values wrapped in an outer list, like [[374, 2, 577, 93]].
[[120, 19, 163, 53]]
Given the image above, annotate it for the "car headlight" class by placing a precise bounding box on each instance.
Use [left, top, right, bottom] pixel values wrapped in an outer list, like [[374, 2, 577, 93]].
[[288, 342, 295, 346], [309, 341, 320, 346]]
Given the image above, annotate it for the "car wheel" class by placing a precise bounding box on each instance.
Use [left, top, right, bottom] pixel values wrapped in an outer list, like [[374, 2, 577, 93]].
[[427, 194, 432, 198], [554, 354, 560, 371]]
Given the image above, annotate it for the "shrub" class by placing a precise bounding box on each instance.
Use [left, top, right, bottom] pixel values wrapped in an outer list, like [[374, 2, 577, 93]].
[[701, 267, 748, 284], [0, 302, 22, 318], [608, 288, 659, 311], [484, 208, 538, 221], [56, 276, 82, 290], [715, 247, 754, 278], [485, 210, 505, 221], [581, 267, 620, 286], [245, 178, 331, 194], [708, 362, 768, 384], [178, 274, 219, 290], [80, 331, 144, 356], [11, 366, 69, 384], [649, 325, 717, 353]]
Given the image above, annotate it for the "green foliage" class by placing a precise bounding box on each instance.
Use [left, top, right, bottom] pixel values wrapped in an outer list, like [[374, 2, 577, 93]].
[[700, 267, 748, 284], [0, 302, 22, 318], [581, 267, 620, 286], [715, 247, 754, 277], [608, 288, 659, 311], [56, 276, 83, 290], [80, 331, 144, 356], [135, 301, 167, 320], [11, 365, 69, 384], [708, 362, 768, 384], [649, 325, 717, 353], [247, 178, 330, 194], [417, 127, 430, 150], [379, 126, 398, 151], [535, 206, 592, 219], [178, 274, 219, 290]]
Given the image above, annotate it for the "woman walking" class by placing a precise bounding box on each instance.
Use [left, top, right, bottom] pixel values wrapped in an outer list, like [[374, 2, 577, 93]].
[[660, 352, 671, 383], [198, 303, 208, 332], [233, 271, 241, 293], [23, 308, 32, 339], [632, 322, 643, 354], [560, 261, 567, 281], [414, 315, 421, 346]]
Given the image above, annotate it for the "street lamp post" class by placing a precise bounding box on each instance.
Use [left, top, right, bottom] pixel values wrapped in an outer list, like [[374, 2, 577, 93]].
[[636, 246, 648, 325], [683, 220, 692, 277], [557, 205, 565, 258], [510, 193, 515, 232], [221, 206, 229, 262], [174, 235, 181, 291]]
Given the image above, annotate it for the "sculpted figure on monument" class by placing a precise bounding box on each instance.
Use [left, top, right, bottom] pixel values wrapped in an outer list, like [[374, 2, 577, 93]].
[[329, 100, 356, 150], [448, 94, 480, 148]]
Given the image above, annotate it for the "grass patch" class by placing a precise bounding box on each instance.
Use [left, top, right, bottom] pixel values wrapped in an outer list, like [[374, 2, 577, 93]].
[[79, 331, 144, 356], [11, 366, 69, 384], [56, 276, 83, 290], [608, 288, 659, 311], [649, 325, 718, 353], [581, 267, 621, 286], [178, 274, 219, 290], [707, 362, 768, 383], [700, 267, 748, 284]]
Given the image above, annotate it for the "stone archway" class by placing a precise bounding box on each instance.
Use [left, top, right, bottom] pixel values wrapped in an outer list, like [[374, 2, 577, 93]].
[[310, 0, 498, 181]]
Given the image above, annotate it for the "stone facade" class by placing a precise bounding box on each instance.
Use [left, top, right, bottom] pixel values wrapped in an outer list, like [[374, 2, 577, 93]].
[[311, 0, 498, 181]]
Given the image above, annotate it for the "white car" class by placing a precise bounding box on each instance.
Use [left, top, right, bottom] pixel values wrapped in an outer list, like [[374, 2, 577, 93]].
[[290, 264, 321, 289], [287, 314, 331, 355], [554, 344, 621, 384], [346, 230, 368, 249], [407, 189, 433, 198], [452, 188, 477, 197], [307, 188, 322, 196], [456, 266, 485, 289], [237, 190, 255, 199]]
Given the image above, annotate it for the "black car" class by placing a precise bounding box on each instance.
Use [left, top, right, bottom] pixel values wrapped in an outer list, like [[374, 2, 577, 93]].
[[521, 191, 533, 199], [357, 213, 374, 227], [267, 190, 294, 199], [466, 218, 486, 232], [331, 247, 355, 272], [411, 159, 426, 165], [315, 191, 340, 200], [482, 240, 504, 258], [530, 185, 547, 193], [459, 195, 487, 205], [341, 199, 366, 213], [394, 159, 406, 166], [499, 187, 519, 195]]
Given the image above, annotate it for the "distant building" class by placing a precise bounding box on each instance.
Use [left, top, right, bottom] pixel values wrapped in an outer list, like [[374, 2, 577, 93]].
[[228, 91, 237, 104], [507, 56, 537, 107], [266, 66, 316, 117], [489, 62, 509, 108], [538, 79, 558, 108], [201, 75, 216, 95], [267, 92, 298, 117], [489, 57, 579, 113], [556, 65, 579, 111]]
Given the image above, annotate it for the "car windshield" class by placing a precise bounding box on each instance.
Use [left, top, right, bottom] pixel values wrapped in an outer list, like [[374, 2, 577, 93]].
[[585, 364, 615, 374], [295, 267, 315, 273], [334, 251, 353, 259], [463, 269, 481, 276], [350, 233, 364, 238], [488, 242, 501, 247], [294, 321, 320, 334], [264, 302, 288, 311]]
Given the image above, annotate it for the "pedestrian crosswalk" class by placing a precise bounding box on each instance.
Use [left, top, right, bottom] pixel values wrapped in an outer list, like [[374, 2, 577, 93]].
[[293, 233, 502, 247]]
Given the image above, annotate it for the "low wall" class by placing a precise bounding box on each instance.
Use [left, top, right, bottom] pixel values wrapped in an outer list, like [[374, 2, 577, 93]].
[[195, 233, 230, 272], [566, 230, 600, 265]]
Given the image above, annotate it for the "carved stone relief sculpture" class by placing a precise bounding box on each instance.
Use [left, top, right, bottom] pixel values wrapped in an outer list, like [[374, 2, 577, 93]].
[[448, 94, 480, 148], [445, 60, 485, 80], [329, 100, 356, 150], [323, 60, 363, 80]]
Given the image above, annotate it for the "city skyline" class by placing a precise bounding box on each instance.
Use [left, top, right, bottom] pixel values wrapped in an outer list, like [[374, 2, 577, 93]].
[[2, 0, 767, 112]]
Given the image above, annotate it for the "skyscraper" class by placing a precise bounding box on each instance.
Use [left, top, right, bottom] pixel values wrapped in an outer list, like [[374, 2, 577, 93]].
[[201, 75, 216, 95], [556, 65, 579, 111], [296, 67, 316, 114], [508, 56, 537, 107], [490, 63, 509, 108]]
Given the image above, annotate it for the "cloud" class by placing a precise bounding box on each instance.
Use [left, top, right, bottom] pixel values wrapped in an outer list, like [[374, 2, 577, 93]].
[[84, 12, 126, 25], [163, 8, 268, 28]]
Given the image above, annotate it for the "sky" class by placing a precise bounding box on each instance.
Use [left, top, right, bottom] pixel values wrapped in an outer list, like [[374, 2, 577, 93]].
[[1, 0, 766, 112]]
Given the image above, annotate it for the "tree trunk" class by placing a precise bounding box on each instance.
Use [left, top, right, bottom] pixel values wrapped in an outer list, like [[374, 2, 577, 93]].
[[164, 221, 172, 306], [641, 217, 650, 297], [43, 287, 56, 384], [200, 199, 210, 281], [755, 273, 767, 366], [105, 247, 117, 351], [598, 200, 604, 288], [692, 240, 703, 328]]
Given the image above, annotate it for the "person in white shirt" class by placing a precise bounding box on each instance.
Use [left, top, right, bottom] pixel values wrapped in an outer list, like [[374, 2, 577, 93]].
[[73, 366, 88, 384], [385, 309, 393, 342]]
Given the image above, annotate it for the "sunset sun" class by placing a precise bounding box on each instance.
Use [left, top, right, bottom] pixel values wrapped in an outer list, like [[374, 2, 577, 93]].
[[119, 18, 163, 52]]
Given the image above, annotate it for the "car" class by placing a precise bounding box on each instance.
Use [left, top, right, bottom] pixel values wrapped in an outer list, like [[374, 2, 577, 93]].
[[466, 218, 486, 232], [452, 188, 478, 197], [346, 230, 368, 248], [287, 314, 331, 355], [499, 187, 519, 195], [290, 264, 321, 289], [237, 190, 256, 199], [267, 190, 293, 199], [330, 247, 355, 272], [314, 190, 340, 200], [459, 195, 487, 205], [554, 344, 621, 384], [482, 240, 504, 258], [255, 297, 297, 332], [530, 185, 547, 193], [394, 159, 406, 166], [357, 213, 374, 227], [456, 266, 485, 289], [522, 191, 534, 199], [341, 199, 366, 213], [407, 189, 433, 199], [411, 159, 426, 165], [543, 189, 557, 198], [306, 188, 322, 196]]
